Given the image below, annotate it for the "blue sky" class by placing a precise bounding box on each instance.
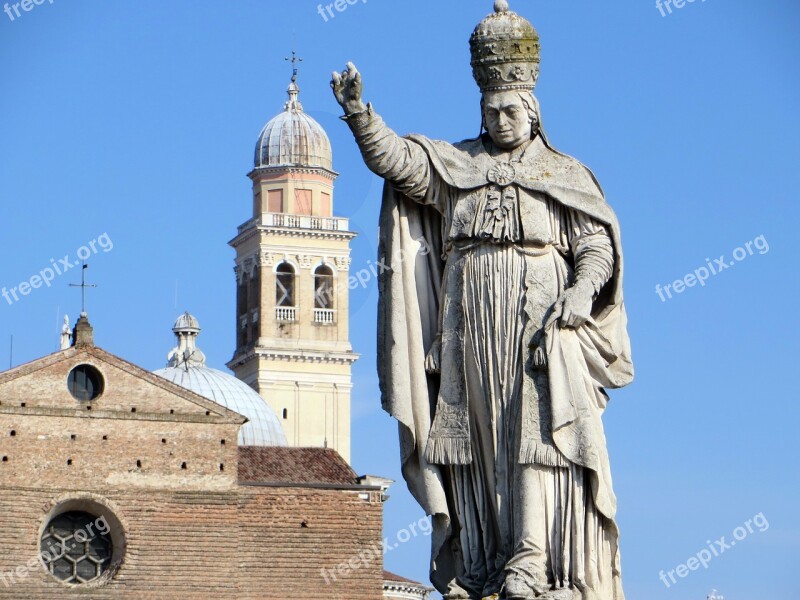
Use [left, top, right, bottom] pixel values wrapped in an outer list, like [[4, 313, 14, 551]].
[[1, 0, 798, 597]]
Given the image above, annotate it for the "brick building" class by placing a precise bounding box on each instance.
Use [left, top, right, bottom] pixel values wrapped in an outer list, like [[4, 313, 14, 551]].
[[0, 317, 386, 599]]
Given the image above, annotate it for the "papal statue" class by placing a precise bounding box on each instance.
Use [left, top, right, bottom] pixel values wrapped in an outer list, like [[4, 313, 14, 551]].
[[332, 2, 634, 599]]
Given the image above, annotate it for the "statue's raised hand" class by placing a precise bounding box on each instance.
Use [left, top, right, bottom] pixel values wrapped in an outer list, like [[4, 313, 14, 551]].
[[331, 62, 367, 116]]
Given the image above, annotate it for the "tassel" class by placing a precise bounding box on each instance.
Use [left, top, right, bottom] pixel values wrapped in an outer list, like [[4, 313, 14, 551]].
[[520, 441, 570, 468], [425, 437, 472, 465]]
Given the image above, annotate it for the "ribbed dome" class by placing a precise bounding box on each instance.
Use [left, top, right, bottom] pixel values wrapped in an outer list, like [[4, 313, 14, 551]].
[[153, 313, 288, 447], [155, 365, 288, 447], [173, 312, 200, 333], [254, 81, 333, 171]]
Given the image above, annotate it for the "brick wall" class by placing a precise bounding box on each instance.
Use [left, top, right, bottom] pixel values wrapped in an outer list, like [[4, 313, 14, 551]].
[[0, 487, 240, 599], [0, 485, 384, 600], [0, 414, 240, 491], [238, 486, 384, 600]]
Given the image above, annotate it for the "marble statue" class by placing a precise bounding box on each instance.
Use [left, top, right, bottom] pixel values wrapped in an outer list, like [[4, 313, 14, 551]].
[[332, 2, 634, 598]]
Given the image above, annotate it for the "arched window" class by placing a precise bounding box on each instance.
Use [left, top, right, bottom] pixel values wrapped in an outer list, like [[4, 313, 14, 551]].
[[237, 272, 248, 316], [314, 265, 335, 310], [275, 263, 295, 307], [248, 268, 260, 311]]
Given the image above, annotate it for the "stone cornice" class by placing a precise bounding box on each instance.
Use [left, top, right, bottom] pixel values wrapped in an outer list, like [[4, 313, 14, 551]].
[[0, 405, 241, 425], [247, 165, 339, 181], [227, 348, 359, 370], [229, 226, 357, 248]]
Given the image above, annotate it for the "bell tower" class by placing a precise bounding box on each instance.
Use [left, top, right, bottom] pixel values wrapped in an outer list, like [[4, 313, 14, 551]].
[[228, 66, 358, 463]]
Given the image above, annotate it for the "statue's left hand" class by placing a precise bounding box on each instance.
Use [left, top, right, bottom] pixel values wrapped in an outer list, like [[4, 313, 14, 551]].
[[547, 280, 594, 329], [331, 62, 367, 116]]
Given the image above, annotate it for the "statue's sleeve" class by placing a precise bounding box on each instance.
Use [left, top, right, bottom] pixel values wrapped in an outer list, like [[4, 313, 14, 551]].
[[342, 106, 433, 203], [552, 201, 615, 295]]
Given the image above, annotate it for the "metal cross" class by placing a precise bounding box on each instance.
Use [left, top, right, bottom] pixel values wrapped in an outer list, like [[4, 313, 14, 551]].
[[285, 50, 303, 82], [69, 263, 97, 316]]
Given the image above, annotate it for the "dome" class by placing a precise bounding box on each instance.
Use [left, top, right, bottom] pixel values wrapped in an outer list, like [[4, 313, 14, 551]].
[[153, 314, 288, 447], [173, 311, 200, 333], [155, 366, 288, 447], [254, 81, 333, 171]]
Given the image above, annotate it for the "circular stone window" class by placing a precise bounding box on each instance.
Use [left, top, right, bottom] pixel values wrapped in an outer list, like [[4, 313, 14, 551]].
[[67, 365, 104, 401], [40, 511, 112, 584]]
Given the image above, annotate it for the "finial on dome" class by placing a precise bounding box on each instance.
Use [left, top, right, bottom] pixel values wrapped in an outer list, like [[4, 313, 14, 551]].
[[283, 50, 305, 112], [173, 311, 200, 334], [285, 81, 303, 113], [168, 312, 206, 369], [285, 49, 303, 84], [495, 0, 510, 12]]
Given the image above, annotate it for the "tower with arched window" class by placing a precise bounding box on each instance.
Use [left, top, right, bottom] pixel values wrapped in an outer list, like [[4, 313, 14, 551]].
[[228, 74, 358, 463]]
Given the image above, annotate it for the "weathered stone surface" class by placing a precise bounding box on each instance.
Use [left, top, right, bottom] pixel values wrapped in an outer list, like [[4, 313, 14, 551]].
[[331, 2, 633, 598]]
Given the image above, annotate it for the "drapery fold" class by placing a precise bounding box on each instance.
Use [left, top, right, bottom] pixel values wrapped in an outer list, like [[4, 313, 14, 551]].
[[376, 132, 632, 597]]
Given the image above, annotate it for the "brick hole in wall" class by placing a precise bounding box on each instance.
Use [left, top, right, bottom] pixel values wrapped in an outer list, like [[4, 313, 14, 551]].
[[181, 462, 187, 470], [67, 459, 73, 466], [1, 456, 7, 462], [10, 430, 15, 437]]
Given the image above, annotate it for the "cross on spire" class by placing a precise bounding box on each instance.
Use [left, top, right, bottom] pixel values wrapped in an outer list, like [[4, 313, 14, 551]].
[[286, 50, 303, 83], [69, 263, 97, 317]]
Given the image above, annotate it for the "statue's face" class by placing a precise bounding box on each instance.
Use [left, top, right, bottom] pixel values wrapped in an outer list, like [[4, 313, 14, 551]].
[[482, 91, 534, 150]]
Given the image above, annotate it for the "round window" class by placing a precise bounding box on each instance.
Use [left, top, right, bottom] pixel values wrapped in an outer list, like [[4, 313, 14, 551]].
[[67, 365, 104, 401], [40, 511, 112, 584]]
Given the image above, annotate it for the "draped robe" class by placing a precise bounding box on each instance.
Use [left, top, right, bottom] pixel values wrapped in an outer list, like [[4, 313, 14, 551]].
[[346, 107, 634, 599]]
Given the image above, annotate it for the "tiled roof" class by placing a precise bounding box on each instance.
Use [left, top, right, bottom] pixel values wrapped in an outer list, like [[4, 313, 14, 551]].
[[238, 446, 357, 486], [383, 570, 434, 594], [383, 570, 424, 585]]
